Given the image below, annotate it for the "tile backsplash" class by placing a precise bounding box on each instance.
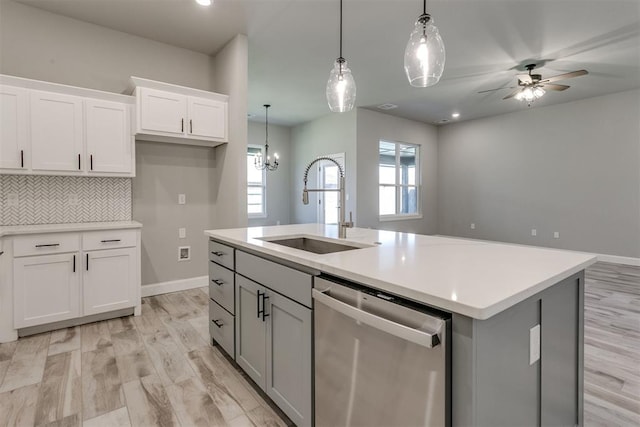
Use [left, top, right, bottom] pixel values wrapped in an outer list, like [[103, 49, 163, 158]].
[[0, 175, 132, 225]]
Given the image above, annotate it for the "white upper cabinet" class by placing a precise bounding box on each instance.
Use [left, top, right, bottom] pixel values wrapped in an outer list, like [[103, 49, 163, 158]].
[[0, 75, 135, 177], [139, 87, 186, 135], [132, 77, 228, 147], [188, 97, 226, 140], [85, 99, 132, 174], [30, 90, 84, 173], [0, 85, 28, 170]]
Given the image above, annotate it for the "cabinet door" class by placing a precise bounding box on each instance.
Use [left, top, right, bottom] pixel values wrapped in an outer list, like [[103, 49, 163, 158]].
[[85, 99, 132, 174], [139, 87, 186, 135], [30, 91, 84, 172], [83, 247, 136, 316], [235, 274, 267, 389], [266, 291, 312, 426], [0, 86, 28, 170], [13, 253, 80, 328], [187, 97, 226, 141]]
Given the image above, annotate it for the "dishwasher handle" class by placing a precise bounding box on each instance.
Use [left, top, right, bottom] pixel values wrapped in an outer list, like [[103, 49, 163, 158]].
[[312, 288, 441, 349]]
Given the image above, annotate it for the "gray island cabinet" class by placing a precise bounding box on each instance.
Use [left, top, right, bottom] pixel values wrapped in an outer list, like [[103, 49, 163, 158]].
[[208, 239, 317, 427], [205, 224, 596, 427]]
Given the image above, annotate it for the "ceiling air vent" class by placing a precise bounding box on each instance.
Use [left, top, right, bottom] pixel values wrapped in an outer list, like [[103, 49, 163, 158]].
[[377, 103, 398, 110]]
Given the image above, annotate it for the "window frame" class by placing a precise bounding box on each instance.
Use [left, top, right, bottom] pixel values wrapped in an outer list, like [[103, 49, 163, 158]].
[[247, 144, 267, 219], [378, 140, 422, 221]]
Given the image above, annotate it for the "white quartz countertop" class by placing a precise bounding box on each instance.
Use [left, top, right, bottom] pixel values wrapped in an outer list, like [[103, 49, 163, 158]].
[[204, 224, 597, 320], [0, 221, 143, 237]]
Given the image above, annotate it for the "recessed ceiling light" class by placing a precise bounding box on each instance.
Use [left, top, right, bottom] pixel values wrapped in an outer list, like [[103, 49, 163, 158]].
[[451, 112, 460, 119], [195, 0, 212, 6], [377, 103, 398, 110]]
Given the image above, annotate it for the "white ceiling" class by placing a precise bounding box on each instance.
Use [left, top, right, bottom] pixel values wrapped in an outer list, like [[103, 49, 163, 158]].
[[13, 0, 640, 127]]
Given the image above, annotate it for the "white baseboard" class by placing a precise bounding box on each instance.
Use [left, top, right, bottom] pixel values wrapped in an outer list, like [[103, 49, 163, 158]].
[[142, 276, 208, 297], [596, 254, 640, 266]]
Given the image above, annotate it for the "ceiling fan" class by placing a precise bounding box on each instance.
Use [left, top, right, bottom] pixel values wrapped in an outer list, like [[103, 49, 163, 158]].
[[479, 64, 588, 106]]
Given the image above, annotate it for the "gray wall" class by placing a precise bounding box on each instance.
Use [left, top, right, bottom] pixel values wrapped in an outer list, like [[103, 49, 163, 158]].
[[0, 0, 214, 92], [1, 1, 248, 284], [211, 34, 249, 230], [437, 89, 640, 258], [248, 120, 292, 227], [356, 108, 439, 234], [133, 142, 214, 284], [290, 111, 357, 224]]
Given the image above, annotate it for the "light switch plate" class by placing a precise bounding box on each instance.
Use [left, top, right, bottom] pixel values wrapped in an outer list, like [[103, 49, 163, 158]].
[[178, 228, 186, 239], [530, 324, 541, 365], [553, 231, 560, 239], [531, 229, 537, 236], [178, 194, 186, 205]]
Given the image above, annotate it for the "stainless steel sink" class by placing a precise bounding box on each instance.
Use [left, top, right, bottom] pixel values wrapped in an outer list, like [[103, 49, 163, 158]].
[[261, 236, 366, 254]]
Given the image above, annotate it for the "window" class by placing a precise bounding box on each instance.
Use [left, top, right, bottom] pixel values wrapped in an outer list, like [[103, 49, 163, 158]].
[[379, 141, 420, 219], [247, 146, 266, 218]]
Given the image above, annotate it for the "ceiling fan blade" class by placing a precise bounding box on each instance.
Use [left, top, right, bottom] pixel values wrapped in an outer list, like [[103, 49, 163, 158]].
[[517, 74, 533, 84], [540, 69, 588, 83], [541, 83, 570, 91], [503, 89, 522, 100], [477, 86, 516, 94]]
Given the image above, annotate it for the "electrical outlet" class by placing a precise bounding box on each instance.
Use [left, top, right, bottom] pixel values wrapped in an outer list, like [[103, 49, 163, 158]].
[[553, 231, 560, 239], [178, 246, 190, 261], [7, 193, 19, 207], [178, 194, 186, 205], [470, 223, 476, 230], [531, 229, 537, 237], [67, 193, 79, 206], [530, 324, 541, 365], [178, 228, 186, 239], [276, 221, 281, 226]]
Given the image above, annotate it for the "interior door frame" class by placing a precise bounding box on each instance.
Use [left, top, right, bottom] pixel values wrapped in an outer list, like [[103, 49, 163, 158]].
[[316, 152, 345, 224]]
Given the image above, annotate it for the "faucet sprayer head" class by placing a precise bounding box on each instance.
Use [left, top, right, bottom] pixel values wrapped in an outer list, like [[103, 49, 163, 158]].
[[302, 188, 309, 205]]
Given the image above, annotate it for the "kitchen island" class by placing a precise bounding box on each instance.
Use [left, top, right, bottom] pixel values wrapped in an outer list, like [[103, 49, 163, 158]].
[[204, 223, 597, 427]]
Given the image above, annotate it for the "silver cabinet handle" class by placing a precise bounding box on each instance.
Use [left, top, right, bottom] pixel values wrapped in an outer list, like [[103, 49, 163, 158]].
[[312, 288, 442, 348]]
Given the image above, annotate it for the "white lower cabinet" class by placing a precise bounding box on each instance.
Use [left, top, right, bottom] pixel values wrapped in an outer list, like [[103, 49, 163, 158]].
[[13, 253, 80, 328], [12, 229, 140, 330], [235, 273, 312, 426], [83, 247, 136, 316]]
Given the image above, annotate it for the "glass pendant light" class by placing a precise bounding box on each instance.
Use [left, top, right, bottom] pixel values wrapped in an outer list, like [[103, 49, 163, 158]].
[[254, 104, 279, 171], [326, 0, 356, 112], [404, 0, 445, 88]]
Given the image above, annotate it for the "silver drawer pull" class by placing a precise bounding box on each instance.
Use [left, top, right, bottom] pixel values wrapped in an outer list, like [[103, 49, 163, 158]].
[[211, 251, 225, 257], [212, 319, 224, 328], [35, 243, 60, 248], [101, 239, 121, 243], [211, 279, 224, 286]]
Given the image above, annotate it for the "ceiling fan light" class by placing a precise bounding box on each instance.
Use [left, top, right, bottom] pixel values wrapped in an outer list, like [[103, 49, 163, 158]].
[[404, 13, 445, 87], [326, 58, 356, 112], [533, 87, 545, 98]]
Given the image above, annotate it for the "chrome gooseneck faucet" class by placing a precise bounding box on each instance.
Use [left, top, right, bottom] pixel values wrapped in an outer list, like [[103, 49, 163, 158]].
[[302, 157, 353, 238]]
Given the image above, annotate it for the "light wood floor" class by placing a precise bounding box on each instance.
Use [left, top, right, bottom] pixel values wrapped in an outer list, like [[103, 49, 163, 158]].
[[0, 288, 291, 427], [0, 262, 638, 426]]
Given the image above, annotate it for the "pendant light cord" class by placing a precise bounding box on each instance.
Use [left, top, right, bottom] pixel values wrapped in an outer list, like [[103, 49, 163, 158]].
[[264, 104, 270, 154], [339, 0, 343, 60], [423, 0, 426, 15]]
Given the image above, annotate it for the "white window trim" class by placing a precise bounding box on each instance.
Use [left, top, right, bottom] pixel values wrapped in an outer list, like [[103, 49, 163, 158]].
[[378, 140, 421, 220], [248, 144, 267, 219]]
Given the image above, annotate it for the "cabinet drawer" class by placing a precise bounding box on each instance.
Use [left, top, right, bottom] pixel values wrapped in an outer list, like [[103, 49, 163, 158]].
[[83, 229, 137, 251], [209, 240, 234, 270], [14, 233, 80, 257], [236, 251, 313, 308], [209, 262, 234, 314], [209, 300, 235, 359]]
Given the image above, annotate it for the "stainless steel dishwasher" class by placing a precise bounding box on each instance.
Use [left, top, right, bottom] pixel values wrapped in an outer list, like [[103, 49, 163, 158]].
[[313, 276, 450, 427]]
